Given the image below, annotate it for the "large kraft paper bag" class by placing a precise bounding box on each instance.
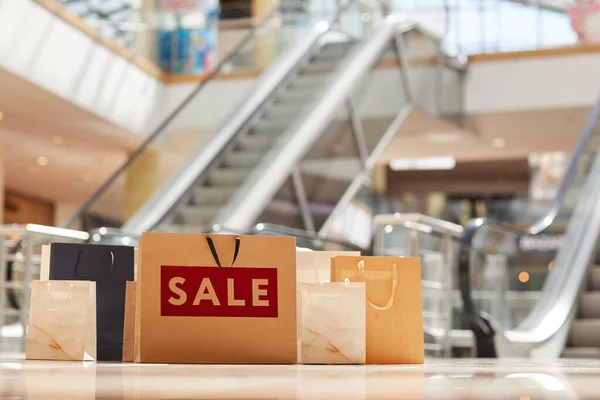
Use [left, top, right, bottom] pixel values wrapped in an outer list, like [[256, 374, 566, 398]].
[[135, 232, 297, 364], [331, 256, 423, 364]]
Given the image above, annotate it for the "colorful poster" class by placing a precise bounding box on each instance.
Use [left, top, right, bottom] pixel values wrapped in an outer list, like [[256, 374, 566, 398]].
[[569, 0, 600, 43], [158, 27, 216, 74]]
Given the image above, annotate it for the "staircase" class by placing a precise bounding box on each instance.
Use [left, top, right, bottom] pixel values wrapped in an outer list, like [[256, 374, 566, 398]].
[[562, 265, 600, 358], [161, 39, 358, 231]]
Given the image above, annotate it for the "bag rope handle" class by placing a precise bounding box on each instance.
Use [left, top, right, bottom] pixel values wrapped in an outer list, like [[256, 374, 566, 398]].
[[45, 282, 74, 311], [356, 260, 398, 311], [73, 249, 115, 280], [206, 236, 241, 269]]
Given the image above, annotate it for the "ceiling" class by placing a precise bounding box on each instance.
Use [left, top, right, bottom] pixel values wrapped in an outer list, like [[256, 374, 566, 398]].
[[0, 66, 141, 214], [378, 107, 589, 163]]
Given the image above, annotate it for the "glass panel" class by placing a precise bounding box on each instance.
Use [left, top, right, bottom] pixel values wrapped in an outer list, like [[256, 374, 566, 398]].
[[467, 100, 600, 329], [389, 0, 581, 55], [68, 13, 328, 231]]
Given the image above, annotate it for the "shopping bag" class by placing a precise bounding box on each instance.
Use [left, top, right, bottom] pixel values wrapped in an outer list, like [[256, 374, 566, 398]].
[[300, 282, 366, 364], [295, 250, 360, 362], [122, 281, 136, 362], [296, 250, 360, 283], [331, 256, 424, 364], [47, 243, 135, 361], [135, 232, 297, 364], [26, 280, 96, 361]]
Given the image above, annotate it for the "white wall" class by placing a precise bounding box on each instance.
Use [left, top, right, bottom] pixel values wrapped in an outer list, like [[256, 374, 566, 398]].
[[465, 53, 600, 114], [0, 0, 161, 134]]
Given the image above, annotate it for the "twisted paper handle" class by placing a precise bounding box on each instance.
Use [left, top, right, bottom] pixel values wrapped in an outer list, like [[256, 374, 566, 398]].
[[206, 236, 241, 269]]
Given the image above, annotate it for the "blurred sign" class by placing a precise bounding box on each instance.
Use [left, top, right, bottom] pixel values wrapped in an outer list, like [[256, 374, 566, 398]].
[[159, 0, 204, 12], [519, 234, 563, 252], [569, 1, 600, 43]]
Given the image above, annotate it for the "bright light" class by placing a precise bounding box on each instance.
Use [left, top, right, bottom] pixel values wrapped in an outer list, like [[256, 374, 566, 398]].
[[491, 138, 506, 148], [212, 224, 220, 232], [384, 225, 393, 234], [15, 252, 23, 261], [51, 135, 64, 146], [92, 233, 101, 242], [390, 156, 456, 171], [37, 156, 48, 167], [122, 237, 131, 245], [518, 271, 530, 283], [394, 212, 401, 219], [426, 131, 461, 144], [99, 227, 107, 235], [256, 223, 265, 231]]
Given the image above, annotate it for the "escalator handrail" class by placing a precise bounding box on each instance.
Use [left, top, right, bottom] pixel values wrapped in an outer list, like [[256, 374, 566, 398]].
[[121, 19, 334, 234], [213, 16, 419, 232], [250, 223, 370, 253], [61, 7, 281, 230], [458, 94, 600, 353]]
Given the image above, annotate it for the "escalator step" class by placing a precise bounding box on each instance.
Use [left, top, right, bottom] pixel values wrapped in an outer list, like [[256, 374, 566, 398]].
[[177, 205, 221, 226], [561, 347, 600, 359], [570, 319, 600, 347], [222, 151, 263, 168], [238, 134, 275, 151], [207, 169, 251, 187], [191, 187, 236, 205], [580, 292, 600, 319]]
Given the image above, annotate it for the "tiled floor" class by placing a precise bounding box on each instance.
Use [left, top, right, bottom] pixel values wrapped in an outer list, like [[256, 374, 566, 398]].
[[2, 356, 600, 399]]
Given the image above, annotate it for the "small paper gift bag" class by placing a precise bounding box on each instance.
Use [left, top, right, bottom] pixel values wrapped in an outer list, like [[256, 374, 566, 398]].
[[331, 256, 424, 364], [296, 250, 361, 362], [300, 282, 366, 364], [26, 281, 96, 361]]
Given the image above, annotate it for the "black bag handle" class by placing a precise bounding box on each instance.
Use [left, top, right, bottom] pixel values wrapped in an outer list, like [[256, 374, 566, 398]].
[[206, 236, 240, 269], [73, 249, 115, 279]]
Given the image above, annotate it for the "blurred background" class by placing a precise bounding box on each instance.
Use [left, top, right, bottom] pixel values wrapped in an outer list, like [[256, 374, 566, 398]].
[[0, 0, 600, 361]]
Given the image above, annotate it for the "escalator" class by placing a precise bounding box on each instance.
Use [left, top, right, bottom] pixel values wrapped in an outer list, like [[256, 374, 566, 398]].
[[459, 95, 600, 358], [61, 4, 465, 238]]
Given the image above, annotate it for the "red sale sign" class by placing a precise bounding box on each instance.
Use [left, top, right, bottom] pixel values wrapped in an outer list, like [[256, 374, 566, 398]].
[[160, 266, 278, 318]]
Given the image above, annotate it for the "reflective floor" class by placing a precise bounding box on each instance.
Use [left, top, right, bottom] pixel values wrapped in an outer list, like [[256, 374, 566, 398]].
[[2, 357, 600, 399]]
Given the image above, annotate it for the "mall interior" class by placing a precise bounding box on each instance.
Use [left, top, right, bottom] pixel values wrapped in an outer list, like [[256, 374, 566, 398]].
[[1, 0, 600, 398]]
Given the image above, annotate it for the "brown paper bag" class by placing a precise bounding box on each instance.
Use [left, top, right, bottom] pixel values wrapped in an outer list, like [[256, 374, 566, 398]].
[[122, 281, 136, 362], [331, 256, 424, 364], [135, 232, 297, 364], [26, 280, 96, 361]]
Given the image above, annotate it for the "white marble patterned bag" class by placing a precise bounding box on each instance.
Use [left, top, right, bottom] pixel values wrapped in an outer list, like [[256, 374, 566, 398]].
[[295, 250, 361, 362], [299, 282, 366, 364], [26, 281, 96, 361]]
